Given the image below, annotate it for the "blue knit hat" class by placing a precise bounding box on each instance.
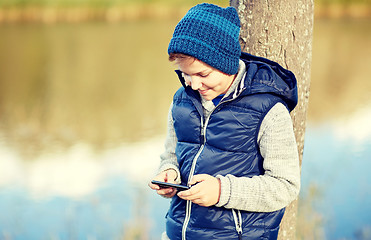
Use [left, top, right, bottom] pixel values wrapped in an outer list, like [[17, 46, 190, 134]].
[[168, 3, 241, 75]]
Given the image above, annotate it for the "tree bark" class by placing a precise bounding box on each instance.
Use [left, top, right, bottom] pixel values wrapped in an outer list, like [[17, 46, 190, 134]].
[[230, 0, 313, 239]]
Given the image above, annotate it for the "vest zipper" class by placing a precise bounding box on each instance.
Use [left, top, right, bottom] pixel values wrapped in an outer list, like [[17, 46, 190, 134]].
[[181, 143, 204, 240], [215, 87, 246, 108], [182, 115, 205, 240], [181, 87, 246, 240], [232, 209, 243, 240]]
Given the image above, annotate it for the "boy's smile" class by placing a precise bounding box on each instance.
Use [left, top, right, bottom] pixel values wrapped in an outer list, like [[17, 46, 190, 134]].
[[176, 58, 236, 101]]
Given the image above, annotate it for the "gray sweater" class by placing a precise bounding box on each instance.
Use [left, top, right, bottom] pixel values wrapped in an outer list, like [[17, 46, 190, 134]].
[[158, 60, 300, 212]]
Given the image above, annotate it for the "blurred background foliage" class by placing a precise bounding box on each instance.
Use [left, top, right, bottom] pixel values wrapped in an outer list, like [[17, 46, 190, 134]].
[[0, 0, 370, 23], [1, 0, 225, 7], [0, 0, 227, 23]]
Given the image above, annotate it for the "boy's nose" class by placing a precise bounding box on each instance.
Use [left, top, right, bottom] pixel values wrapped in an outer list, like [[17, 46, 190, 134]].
[[190, 77, 202, 90]]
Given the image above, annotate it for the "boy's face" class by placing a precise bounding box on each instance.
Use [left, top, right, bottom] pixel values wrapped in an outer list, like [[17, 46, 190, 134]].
[[176, 57, 236, 101]]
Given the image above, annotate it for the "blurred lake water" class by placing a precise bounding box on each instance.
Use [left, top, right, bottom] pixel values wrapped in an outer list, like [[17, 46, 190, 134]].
[[0, 18, 370, 239]]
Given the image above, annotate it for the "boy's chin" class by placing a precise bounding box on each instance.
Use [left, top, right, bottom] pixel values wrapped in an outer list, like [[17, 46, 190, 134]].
[[201, 96, 214, 101]]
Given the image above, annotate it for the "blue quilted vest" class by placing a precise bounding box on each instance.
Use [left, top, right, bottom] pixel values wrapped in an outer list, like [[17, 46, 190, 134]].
[[166, 52, 298, 240]]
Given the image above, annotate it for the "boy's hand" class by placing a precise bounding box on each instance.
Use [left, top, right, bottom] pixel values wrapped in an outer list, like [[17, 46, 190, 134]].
[[148, 169, 178, 198], [177, 174, 221, 207]]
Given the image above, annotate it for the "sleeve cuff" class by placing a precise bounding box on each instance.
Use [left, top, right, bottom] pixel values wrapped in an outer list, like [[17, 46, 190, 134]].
[[215, 175, 231, 207]]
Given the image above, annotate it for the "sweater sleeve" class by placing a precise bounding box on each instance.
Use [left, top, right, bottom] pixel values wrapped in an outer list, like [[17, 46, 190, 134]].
[[215, 103, 301, 212], [157, 103, 181, 183]]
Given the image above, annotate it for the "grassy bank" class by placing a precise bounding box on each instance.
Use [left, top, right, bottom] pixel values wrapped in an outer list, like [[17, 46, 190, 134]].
[[0, 1, 370, 23]]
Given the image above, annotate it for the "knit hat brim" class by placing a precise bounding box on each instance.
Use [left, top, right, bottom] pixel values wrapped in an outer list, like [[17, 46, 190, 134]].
[[169, 36, 240, 75]]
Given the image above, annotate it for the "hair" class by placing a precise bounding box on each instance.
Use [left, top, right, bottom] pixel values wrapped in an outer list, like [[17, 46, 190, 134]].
[[168, 53, 195, 62]]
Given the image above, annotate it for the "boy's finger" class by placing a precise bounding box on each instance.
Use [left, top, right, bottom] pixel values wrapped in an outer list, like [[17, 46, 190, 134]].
[[157, 187, 175, 195], [189, 174, 208, 185], [177, 185, 200, 198], [148, 182, 160, 190]]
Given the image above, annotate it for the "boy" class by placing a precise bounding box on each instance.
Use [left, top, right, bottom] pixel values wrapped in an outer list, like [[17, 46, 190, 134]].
[[149, 3, 300, 240]]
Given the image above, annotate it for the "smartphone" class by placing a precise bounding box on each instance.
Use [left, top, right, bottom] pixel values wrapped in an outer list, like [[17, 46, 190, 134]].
[[151, 180, 190, 191]]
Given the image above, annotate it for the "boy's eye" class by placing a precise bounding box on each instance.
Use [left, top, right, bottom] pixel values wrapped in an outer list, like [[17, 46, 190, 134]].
[[198, 73, 210, 78], [181, 72, 210, 78]]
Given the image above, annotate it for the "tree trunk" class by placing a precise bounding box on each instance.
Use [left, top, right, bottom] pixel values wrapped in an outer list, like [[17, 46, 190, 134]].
[[230, 0, 313, 239]]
